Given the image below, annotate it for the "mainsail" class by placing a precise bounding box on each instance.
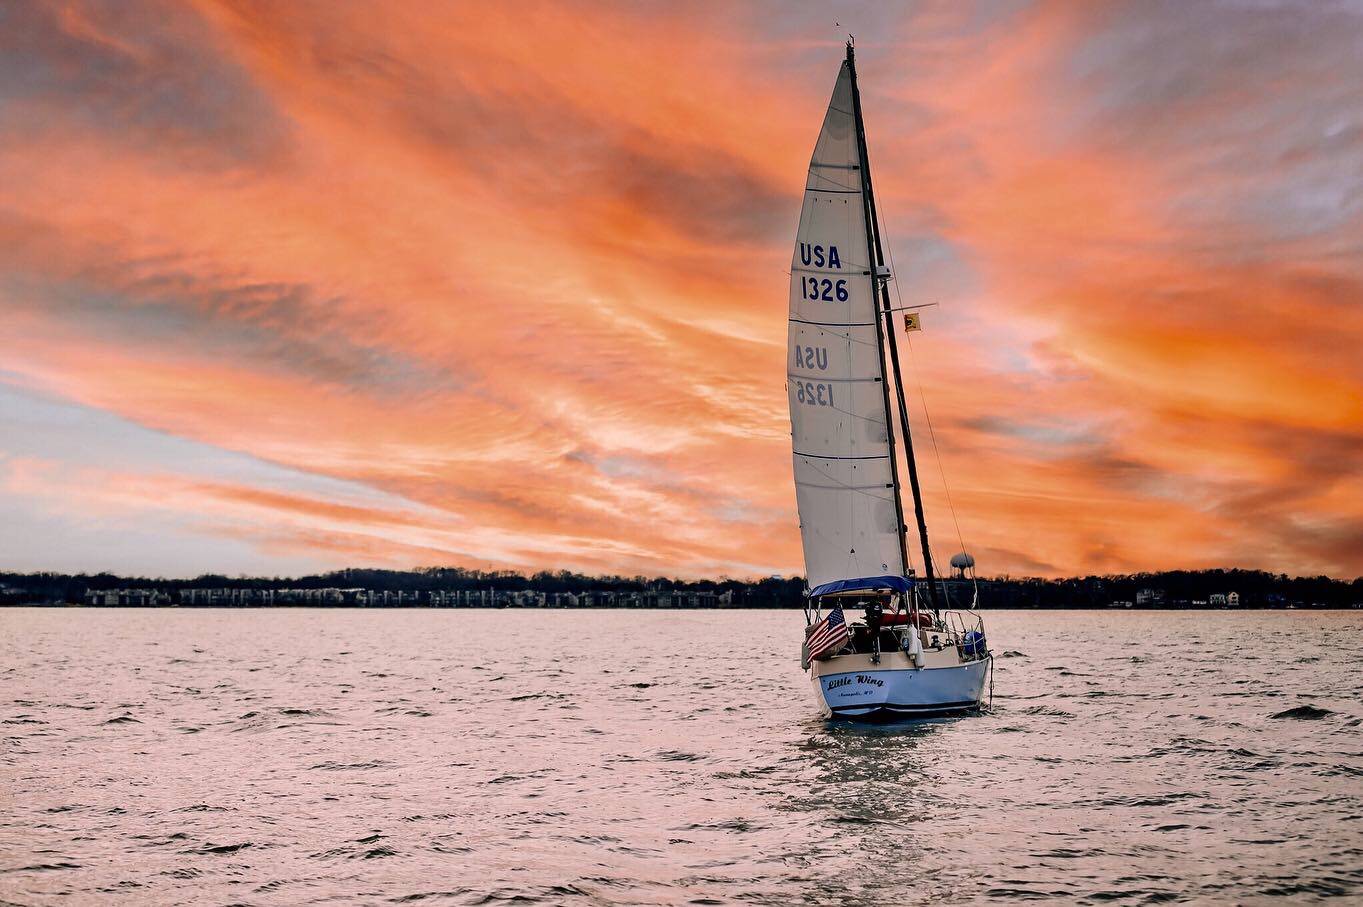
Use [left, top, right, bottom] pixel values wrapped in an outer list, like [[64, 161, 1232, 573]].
[[787, 60, 906, 590]]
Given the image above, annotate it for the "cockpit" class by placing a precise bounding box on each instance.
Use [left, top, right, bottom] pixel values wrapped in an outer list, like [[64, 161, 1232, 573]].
[[804, 590, 987, 665]]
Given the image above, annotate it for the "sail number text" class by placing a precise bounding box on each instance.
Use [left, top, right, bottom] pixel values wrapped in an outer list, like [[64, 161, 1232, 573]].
[[793, 345, 829, 370], [793, 344, 834, 407], [799, 276, 849, 302], [798, 243, 847, 303], [795, 381, 835, 407]]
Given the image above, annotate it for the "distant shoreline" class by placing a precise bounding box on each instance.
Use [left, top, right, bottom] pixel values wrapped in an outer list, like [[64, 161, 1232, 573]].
[[5, 603, 1360, 612], [3, 566, 1360, 610]]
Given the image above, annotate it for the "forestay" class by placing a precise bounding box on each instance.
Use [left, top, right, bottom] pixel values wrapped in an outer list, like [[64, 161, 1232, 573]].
[[787, 61, 905, 590]]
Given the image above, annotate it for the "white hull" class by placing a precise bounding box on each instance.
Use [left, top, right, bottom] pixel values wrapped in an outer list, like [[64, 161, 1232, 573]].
[[811, 656, 990, 719]]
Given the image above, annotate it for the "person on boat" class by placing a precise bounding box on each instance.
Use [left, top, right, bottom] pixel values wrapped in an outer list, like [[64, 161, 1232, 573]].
[[863, 599, 884, 632], [863, 599, 885, 663]]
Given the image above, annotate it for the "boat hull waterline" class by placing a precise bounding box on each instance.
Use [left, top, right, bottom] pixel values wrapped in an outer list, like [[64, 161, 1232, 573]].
[[811, 657, 990, 719]]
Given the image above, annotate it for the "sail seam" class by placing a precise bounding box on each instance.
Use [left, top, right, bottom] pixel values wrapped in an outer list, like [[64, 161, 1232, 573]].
[[790, 266, 869, 275], [788, 317, 875, 327], [787, 373, 879, 383], [795, 482, 894, 493], [795, 452, 889, 460]]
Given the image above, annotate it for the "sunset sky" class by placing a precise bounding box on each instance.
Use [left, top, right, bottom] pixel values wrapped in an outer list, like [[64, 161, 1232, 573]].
[[2, 1, 1361, 580]]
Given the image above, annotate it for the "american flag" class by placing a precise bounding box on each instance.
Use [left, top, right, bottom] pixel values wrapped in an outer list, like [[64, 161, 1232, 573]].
[[806, 604, 848, 661]]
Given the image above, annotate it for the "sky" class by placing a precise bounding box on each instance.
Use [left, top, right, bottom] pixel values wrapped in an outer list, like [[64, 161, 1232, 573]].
[[1, 0, 1361, 580]]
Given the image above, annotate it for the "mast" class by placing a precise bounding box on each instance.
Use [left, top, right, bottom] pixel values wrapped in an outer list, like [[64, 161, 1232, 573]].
[[845, 42, 941, 610], [844, 42, 911, 583]]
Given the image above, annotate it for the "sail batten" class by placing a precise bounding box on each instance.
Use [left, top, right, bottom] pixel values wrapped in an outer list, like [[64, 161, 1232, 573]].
[[787, 59, 906, 590]]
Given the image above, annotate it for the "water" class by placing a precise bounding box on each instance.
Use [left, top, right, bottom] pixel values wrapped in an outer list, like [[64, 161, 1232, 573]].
[[2, 608, 1360, 905]]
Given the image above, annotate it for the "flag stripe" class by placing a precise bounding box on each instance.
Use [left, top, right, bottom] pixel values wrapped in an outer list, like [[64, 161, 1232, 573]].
[[807, 604, 848, 660]]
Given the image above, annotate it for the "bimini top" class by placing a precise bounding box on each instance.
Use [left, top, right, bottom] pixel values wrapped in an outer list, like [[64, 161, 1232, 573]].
[[808, 574, 914, 599]]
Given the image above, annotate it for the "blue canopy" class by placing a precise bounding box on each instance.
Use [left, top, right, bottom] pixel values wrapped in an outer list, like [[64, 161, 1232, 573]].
[[808, 574, 914, 599]]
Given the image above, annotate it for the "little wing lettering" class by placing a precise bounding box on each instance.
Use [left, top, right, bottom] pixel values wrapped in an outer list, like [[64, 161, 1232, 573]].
[[825, 674, 886, 698]]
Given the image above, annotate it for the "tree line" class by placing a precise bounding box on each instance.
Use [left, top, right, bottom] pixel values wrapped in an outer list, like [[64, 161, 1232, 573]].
[[2, 566, 1360, 608]]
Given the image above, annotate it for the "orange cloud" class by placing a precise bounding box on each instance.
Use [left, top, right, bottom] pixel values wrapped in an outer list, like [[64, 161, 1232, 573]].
[[1, 1, 1360, 578]]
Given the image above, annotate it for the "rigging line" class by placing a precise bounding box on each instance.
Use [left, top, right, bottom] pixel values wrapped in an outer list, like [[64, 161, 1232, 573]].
[[882, 227, 978, 606], [904, 330, 966, 564], [906, 332, 969, 607]]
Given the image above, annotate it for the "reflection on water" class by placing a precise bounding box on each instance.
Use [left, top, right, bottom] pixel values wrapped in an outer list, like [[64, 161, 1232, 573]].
[[782, 720, 951, 904], [1, 608, 1360, 904]]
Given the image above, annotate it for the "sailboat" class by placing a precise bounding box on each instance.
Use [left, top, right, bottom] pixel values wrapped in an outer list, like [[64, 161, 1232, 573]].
[[790, 42, 991, 720]]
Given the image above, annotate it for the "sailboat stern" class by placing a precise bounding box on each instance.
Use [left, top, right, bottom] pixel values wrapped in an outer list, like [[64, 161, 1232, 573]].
[[810, 652, 989, 720]]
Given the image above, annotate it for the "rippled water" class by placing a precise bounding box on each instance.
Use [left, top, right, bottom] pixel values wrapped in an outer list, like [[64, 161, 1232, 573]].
[[2, 608, 1360, 904]]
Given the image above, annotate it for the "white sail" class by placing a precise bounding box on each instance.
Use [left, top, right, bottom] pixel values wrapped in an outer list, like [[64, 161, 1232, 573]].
[[787, 61, 905, 591]]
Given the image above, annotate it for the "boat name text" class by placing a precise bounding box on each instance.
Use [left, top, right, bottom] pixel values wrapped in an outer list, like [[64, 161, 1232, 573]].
[[827, 674, 886, 690]]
